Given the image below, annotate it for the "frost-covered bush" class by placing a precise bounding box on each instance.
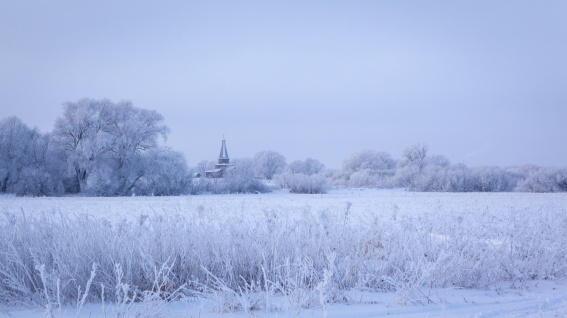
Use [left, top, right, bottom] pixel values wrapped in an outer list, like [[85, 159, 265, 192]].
[[404, 163, 471, 192], [468, 166, 520, 192], [334, 150, 396, 187], [399, 165, 522, 193], [393, 144, 526, 192], [347, 169, 396, 188], [190, 159, 270, 194], [400, 162, 565, 193], [280, 158, 328, 193], [276, 172, 329, 194], [2, 201, 566, 311], [221, 158, 270, 194]]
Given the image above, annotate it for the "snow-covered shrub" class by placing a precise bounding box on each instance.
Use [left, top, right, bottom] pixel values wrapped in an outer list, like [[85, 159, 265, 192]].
[[334, 150, 396, 188], [276, 172, 329, 194], [192, 158, 270, 194], [222, 158, 270, 193], [1, 198, 567, 311], [397, 158, 523, 192], [467, 166, 520, 192], [2, 200, 566, 311], [347, 169, 396, 188]]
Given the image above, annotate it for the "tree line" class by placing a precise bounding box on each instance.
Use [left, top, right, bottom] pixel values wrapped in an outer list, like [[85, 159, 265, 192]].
[[1, 99, 189, 196], [1, 99, 565, 196], [332, 143, 567, 192]]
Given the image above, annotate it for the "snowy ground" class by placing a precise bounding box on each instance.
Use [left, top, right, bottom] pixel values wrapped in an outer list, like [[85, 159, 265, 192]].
[[2, 188, 567, 317], [5, 278, 567, 317], [2, 188, 565, 223]]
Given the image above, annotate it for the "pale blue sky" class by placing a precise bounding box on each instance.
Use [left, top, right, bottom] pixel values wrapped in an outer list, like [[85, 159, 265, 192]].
[[1, 1, 566, 169]]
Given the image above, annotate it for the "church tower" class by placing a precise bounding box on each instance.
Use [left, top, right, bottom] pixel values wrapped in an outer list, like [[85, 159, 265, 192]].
[[217, 138, 230, 165], [206, 137, 233, 178]]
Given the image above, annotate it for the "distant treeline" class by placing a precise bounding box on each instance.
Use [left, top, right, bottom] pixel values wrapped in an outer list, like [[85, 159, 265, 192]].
[[331, 145, 567, 193], [1, 99, 565, 196]]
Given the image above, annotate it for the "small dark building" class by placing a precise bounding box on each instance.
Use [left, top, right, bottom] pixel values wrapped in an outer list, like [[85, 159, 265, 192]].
[[206, 138, 233, 178]]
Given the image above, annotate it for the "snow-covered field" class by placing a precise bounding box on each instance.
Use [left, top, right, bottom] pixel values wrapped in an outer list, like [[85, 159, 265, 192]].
[[3, 188, 565, 223], [1, 189, 567, 317]]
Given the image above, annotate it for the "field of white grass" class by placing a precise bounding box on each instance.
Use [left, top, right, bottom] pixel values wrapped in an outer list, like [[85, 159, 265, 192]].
[[1, 189, 567, 317]]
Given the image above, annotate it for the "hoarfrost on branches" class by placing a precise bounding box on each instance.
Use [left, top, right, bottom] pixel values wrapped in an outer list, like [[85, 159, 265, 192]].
[[254, 150, 286, 180]]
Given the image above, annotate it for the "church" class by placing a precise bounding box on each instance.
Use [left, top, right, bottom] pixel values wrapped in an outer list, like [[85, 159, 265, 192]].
[[205, 138, 233, 178]]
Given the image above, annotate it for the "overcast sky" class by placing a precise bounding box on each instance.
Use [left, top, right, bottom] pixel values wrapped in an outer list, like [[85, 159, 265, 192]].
[[1, 1, 566, 169]]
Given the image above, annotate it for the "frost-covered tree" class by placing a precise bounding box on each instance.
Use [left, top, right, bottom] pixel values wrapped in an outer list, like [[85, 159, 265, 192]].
[[0, 117, 33, 193], [556, 169, 567, 191], [468, 166, 519, 192], [395, 143, 431, 189], [287, 157, 325, 176], [52, 99, 114, 192], [399, 142, 429, 171], [343, 150, 395, 173], [515, 167, 567, 192], [101, 101, 169, 195], [52, 98, 177, 196], [443, 163, 471, 192], [254, 150, 286, 180], [0, 117, 62, 196], [278, 157, 327, 193], [335, 150, 396, 187], [397, 156, 451, 192]]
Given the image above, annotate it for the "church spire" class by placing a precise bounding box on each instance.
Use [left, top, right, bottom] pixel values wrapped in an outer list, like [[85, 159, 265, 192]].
[[206, 136, 233, 178], [218, 137, 229, 164]]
